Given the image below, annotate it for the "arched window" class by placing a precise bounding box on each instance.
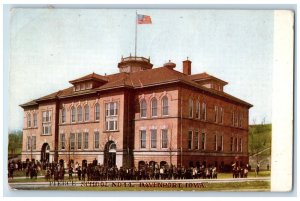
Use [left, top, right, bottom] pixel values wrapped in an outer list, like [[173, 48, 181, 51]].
[[61, 108, 66, 123], [189, 98, 193, 118], [77, 106, 82, 122], [33, 113, 37, 127], [27, 113, 31, 128], [195, 100, 200, 119], [71, 106, 76, 123], [202, 102, 207, 120], [162, 96, 168, 116], [95, 103, 100, 121], [140, 99, 147, 118], [151, 98, 157, 117], [84, 105, 89, 121]]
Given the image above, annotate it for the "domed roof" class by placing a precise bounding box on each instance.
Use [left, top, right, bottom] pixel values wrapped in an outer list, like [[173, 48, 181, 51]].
[[163, 60, 176, 69]]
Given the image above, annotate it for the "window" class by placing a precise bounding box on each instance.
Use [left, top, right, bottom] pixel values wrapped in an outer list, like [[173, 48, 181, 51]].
[[214, 134, 218, 151], [195, 101, 200, 119], [95, 103, 100, 121], [70, 133, 75, 150], [140, 99, 147, 118], [220, 135, 224, 151], [150, 129, 157, 148], [189, 99, 193, 118], [195, 131, 199, 149], [33, 113, 37, 127], [201, 103, 207, 120], [214, 105, 218, 123], [77, 133, 82, 149], [71, 107, 76, 123], [151, 98, 157, 117], [42, 111, 51, 135], [94, 131, 99, 149], [75, 84, 80, 91], [162, 96, 169, 116], [161, 129, 168, 148], [32, 136, 36, 150], [27, 136, 31, 150], [188, 130, 193, 149], [61, 108, 66, 123], [77, 106, 82, 122], [27, 114, 31, 128], [231, 111, 235, 126], [84, 132, 89, 149], [201, 132, 206, 150], [239, 114, 243, 127], [240, 138, 243, 152], [105, 102, 118, 131], [140, 130, 146, 148], [230, 137, 234, 152], [235, 113, 239, 127], [220, 107, 223, 124], [235, 137, 238, 152], [84, 105, 90, 121], [106, 102, 118, 116], [60, 134, 65, 150]]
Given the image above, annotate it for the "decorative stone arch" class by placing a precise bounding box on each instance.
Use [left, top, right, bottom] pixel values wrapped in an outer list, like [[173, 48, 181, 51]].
[[104, 140, 117, 168], [41, 143, 50, 162]]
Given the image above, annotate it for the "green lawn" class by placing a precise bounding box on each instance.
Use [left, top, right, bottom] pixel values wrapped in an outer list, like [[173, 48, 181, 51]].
[[15, 181, 270, 191]]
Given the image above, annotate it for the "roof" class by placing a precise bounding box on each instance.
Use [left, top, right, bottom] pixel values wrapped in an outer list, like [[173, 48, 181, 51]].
[[69, 72, 108, 84], [189, 72, 228, 85], [21, 66, 252, 108]]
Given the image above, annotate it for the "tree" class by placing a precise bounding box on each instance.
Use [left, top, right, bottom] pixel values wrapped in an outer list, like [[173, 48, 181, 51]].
[[8, 130, 23, 155]]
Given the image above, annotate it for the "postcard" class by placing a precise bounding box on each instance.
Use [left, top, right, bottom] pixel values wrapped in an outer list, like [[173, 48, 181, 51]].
[[6, 8, 294, 192]]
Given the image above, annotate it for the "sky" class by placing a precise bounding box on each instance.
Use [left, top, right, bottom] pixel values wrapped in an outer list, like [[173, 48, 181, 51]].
[[9, 9, 274, 131]]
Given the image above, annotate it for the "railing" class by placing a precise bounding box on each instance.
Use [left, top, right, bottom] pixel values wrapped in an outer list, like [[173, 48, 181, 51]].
[[121, 55, 150, 62]]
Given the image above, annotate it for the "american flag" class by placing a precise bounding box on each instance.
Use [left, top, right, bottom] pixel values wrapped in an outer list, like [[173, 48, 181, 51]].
[[137, 14, 152, 24]]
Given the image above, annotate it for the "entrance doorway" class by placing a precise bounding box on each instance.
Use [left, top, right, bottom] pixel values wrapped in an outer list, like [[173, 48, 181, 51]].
[[104, 141, 116, 168], [41, 143, 50, 162]]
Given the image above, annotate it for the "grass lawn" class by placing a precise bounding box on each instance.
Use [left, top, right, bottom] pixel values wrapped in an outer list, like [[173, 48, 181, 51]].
[[15, 181, 270, 191]]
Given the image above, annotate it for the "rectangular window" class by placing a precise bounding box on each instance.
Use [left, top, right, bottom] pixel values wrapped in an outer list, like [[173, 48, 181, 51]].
[[214, 105, 218, 123], [140, 130, 146, 149], [230, 137, 234, 152], [201, 132, 206, 150], [32, 136, 36, 150], [235, 137, 238, 152], [42, 111, 51, 135], [94, 131, 99, 149], [214, 134, 218, 151], [161, 129, 168, 148], [84, 132, 89, 149], [33, 113, 37, 127], [188, 130, 193, 149], [235, 113, 239, 127], [195, 131, 199, 150], [105, 102, 118, 131], [150, 129, 157, 148], [70, 133, 75, 150], [61, 134, 65, 150], [240, 138, 242, 152], [77, 133, 82, 150], [231, 111, 235, 126], [27, 136, 31, 150]]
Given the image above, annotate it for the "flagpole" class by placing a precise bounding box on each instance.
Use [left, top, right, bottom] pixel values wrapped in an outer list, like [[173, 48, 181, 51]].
[[135, 10, 137, 58]]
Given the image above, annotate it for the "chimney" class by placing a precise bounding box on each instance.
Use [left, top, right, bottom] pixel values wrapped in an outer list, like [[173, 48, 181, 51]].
[[183, 59, 192, 75]]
